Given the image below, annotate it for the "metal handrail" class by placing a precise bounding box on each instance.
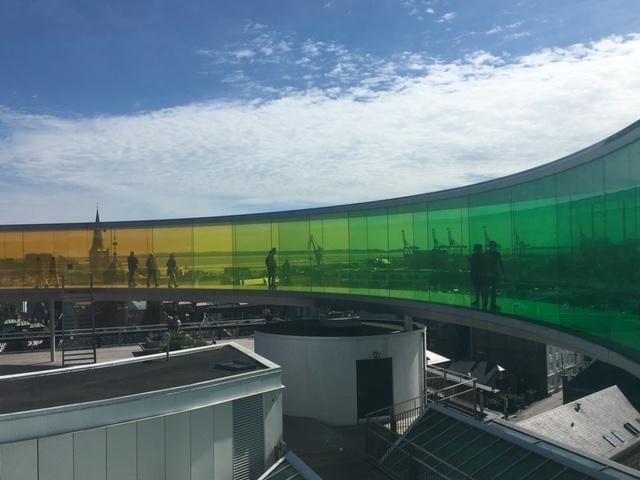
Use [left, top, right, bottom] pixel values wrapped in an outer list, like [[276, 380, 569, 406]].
[[367, 420, 476, 480]]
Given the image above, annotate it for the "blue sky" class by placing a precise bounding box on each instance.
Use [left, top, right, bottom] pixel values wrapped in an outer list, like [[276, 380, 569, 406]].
[[0, 0, 639, 222]]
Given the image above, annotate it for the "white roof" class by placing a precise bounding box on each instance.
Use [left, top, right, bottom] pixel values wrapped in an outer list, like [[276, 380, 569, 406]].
[[425, 349, 449, 366], [519, 386, 640, 459]]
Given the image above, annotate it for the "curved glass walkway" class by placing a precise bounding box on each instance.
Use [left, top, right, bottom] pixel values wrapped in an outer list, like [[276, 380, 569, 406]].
[[1, 120, 640, 364]]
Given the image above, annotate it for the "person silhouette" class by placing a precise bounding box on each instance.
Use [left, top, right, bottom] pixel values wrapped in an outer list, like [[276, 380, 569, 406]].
[[166, 253, 179, 288], [127, 251, 138, 287], [484, 240, 505, 311], [146, 254, 159, 288], [265, 248, 278, 290], [468, 244, 486, 307]]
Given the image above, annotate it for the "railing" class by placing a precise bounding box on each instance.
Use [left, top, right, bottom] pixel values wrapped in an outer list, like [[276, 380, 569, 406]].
[[366, 369, 485, 479], [366, 419, 475, 480], [366, 397, 425, 435], [426, 366, 486, 418], [0, 318, 269, 354]]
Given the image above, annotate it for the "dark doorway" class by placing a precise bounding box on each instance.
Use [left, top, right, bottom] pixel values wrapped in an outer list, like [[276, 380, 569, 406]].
[[356, 358, 393, 418]]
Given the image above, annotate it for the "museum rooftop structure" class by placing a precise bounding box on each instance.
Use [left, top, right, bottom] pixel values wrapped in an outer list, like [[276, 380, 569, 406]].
[[0, 119, 638, 480], [0, 344, 283, 480], [0, 120, 639, 376]]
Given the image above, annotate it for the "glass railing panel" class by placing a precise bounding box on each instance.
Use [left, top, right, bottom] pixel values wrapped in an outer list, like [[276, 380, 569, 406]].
[[510, 176, 560, 324], [22, 230, 57, 289], [0, 231, 24, 288], [57, 228, 91, 287], [108, 226, 153, 288], [388, 206, 418, 299], [151, 225, 194, 289], [276, 218, 311, 292], [233, 221, 273, 290], [314, 215, 349, 294], [193, 223, 234, 289], [427, 198, 468, 307], [555, 159, 609, 344], [348, 211, 369, 297], [468, 188, 511, 313]]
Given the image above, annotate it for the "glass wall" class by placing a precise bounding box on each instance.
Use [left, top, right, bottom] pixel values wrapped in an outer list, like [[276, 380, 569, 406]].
[[1, 128, 639, 362]]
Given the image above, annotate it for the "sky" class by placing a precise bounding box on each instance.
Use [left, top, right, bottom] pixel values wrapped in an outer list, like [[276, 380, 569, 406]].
[[0, 0, 639, 224]]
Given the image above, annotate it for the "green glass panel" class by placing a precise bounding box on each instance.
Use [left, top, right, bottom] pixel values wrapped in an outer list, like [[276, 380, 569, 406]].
[[348, 211, 369, 296], [510, 176, 559, 324], [367, 209, 390, 297], [316, 215, 349, 294], [468, 188, 512, 312], [346, 209, 390, 297], [234, 222, 273, 289], [193, 224, 234, 289], [411, 202, 429, 299], [388, 206, 417, 299], [556, 158, 608, 340], [309, 217, 323, 291], [604, 143, 640, 354], [428, 198, 468, 307], [630, 140, 640, 241]]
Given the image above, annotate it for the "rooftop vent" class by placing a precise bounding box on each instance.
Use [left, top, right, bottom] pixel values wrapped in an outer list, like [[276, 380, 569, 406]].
[[603, 434, 622, 447], [215, 360, 256, 372], [611, 430, 626, 443], [624, 422, 640, 437]]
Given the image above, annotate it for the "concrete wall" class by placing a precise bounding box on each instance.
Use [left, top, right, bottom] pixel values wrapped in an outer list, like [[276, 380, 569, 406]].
[[0, 396, 281, 480], [255, 328, 424, 425], [263, 390, 283, 466]]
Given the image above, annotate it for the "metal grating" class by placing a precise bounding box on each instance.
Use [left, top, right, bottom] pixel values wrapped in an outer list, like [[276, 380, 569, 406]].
[[233, 394, 265, 480], [367, 403, 640, 479]]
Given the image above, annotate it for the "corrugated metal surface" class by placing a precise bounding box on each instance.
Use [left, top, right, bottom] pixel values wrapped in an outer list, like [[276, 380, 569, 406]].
[[233, 394, 265, 480]]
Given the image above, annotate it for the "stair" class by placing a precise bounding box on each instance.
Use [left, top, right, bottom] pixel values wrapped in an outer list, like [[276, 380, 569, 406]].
[[61, 291, 97, 367]]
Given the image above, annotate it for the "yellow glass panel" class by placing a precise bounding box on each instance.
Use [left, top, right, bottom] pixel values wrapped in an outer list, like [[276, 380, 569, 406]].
[[0, 232, 24, 287], [23, 231, 55, 288], [193, 224, 233, 288], [152, 225, 194, 288], [234, 222, 273, 289]]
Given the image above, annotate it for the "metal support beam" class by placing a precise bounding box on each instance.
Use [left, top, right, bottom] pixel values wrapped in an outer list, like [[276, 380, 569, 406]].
[[49, 300, 55, 362], [403, 314, 413, 332]]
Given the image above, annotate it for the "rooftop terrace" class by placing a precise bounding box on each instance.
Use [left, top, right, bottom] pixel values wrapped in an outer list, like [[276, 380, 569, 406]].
[[0, 345, 265, 414]]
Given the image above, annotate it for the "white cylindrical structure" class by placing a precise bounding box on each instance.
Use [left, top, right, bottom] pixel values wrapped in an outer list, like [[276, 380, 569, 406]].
[[255, 321, 424, 426]]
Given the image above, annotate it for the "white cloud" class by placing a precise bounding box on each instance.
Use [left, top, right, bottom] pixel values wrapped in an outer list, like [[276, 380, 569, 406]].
[[198, 27, 293, 66], [233, 49, 255, 60], [506, 31, 531, 40], [1, 35, 640, 223], [437, 12, 456, 23], [301, 40, 322, 57]]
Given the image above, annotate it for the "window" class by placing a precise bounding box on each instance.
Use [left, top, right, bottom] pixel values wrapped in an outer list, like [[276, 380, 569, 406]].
[[624, 423, 639, 436], [603, 434, 621, 447]]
